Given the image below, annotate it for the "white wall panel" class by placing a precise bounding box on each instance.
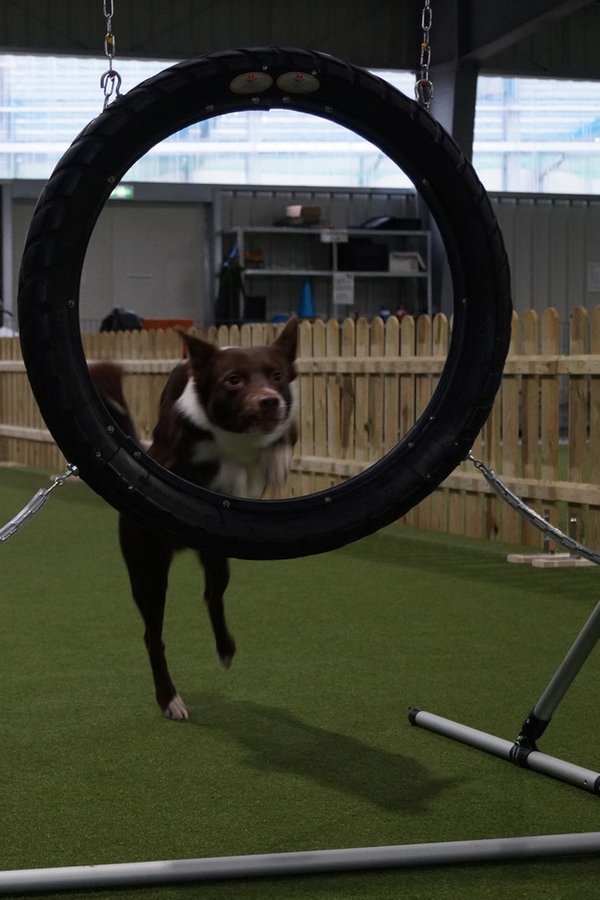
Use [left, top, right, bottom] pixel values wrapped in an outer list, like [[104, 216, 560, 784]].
[[12, 199, 206, 332], [81, 204, 206, 329]]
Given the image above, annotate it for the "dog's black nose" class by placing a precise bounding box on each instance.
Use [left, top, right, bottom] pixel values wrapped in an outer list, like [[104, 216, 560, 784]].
[[260, 395, 280, 410]]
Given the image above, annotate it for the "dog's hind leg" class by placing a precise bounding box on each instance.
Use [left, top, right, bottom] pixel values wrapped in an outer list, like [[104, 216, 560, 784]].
[[119, 515, 188, 721], [198, 554, 237, 668]]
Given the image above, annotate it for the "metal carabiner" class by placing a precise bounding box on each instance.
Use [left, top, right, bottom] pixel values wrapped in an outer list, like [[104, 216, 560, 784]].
[[100, 68, 122, 109]]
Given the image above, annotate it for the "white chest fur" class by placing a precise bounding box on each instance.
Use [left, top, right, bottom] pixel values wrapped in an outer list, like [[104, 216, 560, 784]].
[[175, 379, 294, 499]]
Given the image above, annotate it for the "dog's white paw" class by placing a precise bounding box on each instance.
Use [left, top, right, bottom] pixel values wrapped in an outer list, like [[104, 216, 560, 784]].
[[219, 653, 234, 669], [163, 694, 189, 721]]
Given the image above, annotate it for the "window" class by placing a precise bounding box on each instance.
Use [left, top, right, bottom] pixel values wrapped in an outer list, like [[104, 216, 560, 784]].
[[473, 76, 600, 194], [4, 56, 599, 194], [0, 55, 415, 187]]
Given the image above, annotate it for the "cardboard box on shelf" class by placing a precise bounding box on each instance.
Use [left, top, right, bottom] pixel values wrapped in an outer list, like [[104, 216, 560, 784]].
[[388, 251, 425, 273]]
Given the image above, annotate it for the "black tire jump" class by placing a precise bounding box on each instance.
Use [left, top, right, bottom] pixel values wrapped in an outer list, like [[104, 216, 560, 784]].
[[18, 47, 512, 560]]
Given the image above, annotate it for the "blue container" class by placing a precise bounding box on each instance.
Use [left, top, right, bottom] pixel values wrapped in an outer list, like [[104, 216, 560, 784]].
[[298, 278, 316, 319]]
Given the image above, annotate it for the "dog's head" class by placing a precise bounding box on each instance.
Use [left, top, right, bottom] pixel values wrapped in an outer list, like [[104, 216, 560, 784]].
[[178, 317, 298, 435]]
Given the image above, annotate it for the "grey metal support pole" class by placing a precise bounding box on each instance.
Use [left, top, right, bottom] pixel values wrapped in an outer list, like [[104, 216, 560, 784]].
[[533, 600, 600, 723], [2, 833, 600, 894], [511, 599, 600, 756]]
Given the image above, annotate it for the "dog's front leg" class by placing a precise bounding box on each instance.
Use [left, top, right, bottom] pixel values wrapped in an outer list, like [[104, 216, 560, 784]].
[[119, 515, 188, 720], [198, 553, 236, 668]]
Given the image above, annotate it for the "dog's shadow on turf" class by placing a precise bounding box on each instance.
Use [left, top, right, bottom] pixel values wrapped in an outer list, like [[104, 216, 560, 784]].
[[188, 691, 456, 813]]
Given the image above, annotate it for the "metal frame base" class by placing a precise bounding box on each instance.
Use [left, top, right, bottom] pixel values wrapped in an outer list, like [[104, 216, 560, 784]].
[[409, 709, 600, 794], [408, 599, 600, 796]]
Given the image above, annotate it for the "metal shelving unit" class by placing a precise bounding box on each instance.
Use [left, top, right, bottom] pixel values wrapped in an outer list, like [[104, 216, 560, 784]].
[[219, 224, 432, 321]]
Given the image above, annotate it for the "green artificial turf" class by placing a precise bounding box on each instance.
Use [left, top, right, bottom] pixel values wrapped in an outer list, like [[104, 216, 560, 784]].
[[1, 465, 600, 899]]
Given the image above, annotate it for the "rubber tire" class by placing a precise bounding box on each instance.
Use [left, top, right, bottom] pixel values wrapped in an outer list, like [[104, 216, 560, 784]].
[[18, 47, 512, 560]]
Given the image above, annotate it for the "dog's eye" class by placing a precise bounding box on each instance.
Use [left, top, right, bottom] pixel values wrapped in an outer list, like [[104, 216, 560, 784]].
[[270, 371, 282, 383], [225, 373, 243, 387]]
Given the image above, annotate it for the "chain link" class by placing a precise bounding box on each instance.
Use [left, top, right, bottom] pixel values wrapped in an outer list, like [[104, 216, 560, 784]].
[[0, 464, 79, 544], [468, 453, 600, 565], [415, 0, 434, 109], [100, 0, 122, 110]]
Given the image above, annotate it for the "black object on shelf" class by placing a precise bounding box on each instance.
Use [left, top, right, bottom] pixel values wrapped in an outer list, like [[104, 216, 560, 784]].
[[337, 238, 389, 272], [358, 215, 421, 231]]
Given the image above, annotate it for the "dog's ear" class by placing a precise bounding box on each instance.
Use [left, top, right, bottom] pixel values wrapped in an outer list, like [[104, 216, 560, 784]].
[[271, 316, 298, 363], [177, 328, 219, 378]]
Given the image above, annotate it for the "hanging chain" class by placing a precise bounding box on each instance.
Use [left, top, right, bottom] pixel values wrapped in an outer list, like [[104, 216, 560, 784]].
[[0, 464, 79, 544], [468, 453, 600, 566], [100, 0, 122, 110], [415, 0, 434, 109]]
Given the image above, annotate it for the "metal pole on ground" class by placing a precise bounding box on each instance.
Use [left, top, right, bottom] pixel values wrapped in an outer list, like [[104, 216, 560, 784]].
[[2, 834, 600, 894]]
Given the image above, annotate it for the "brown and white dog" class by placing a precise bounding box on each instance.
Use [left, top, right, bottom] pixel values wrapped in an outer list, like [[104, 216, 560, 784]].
[[90, 317, 298, 720]]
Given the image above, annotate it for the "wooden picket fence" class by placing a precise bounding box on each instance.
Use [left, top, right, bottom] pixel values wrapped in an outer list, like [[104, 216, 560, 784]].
[[1, 307, 599, 549]]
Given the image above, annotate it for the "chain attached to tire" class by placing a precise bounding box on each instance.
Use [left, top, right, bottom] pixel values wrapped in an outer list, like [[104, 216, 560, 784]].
[[0, 464, 79, 544], [468, 453, 600, 565], [415, 0, 433, 108], [100, 0, 122, 109]]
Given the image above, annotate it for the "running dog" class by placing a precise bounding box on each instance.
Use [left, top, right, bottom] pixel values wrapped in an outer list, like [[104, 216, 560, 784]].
[[90, 318, 298, 720]]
